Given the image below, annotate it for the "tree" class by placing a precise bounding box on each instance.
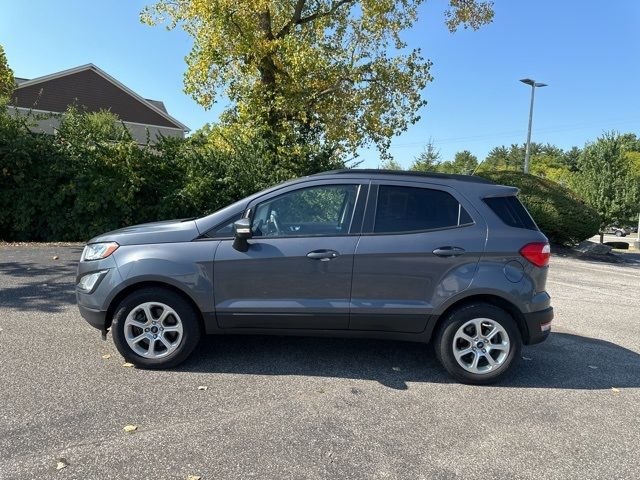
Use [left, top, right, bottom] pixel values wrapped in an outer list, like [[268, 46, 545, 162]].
[[529, 154, 573, 186], [560, 146, 581, 172], [0, 45, 15, 99], [620, 133, 640, 152], [438, 150, 478, 174], [411, 139, 440, 171], [379, 158, 402, 170], [573, 132, 639, 242], [481, 143, 564, 172], [141, 0, 494, 170]]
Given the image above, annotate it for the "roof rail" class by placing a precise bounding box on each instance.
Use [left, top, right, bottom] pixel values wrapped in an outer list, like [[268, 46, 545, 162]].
[[313, 169, 495, 184]]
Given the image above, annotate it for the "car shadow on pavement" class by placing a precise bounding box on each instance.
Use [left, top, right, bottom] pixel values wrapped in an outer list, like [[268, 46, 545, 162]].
[[0, 261, 78, 313], [178, 331, 640, 391]]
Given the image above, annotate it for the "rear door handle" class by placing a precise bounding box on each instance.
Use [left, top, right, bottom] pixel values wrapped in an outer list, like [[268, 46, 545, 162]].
[[307, 249, 339, 261], [432, 246, 466, 257]]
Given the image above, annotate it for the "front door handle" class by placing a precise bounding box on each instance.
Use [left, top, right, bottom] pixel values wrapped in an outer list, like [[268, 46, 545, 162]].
[[307, 249, 339, 261], [432, 246, 466, 257]]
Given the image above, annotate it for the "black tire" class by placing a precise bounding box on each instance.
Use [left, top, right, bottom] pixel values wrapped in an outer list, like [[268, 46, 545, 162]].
[[112, 287, 202, 369], [615, 230, 623, 237], [434, 303, 522, 385]]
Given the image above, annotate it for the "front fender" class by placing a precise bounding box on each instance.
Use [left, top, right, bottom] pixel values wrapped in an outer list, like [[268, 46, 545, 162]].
[[105, 241, 218, 313]]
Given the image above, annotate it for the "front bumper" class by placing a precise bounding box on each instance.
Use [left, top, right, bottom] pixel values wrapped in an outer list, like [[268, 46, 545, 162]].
[[78, 303, 108, 331], [523, 306, 554, 345]]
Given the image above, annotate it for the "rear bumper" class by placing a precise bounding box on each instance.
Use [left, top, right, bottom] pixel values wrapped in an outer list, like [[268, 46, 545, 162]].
[[78, 304, 108, 332], [523, 306, 553, 345]]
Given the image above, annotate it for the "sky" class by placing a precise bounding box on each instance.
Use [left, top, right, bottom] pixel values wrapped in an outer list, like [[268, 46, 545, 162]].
[[1, 0, 639, 169]]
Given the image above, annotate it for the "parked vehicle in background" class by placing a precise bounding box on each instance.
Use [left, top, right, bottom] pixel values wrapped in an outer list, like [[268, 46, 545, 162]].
[[608, 226, 630, 237], [76, 170, 553, 384]]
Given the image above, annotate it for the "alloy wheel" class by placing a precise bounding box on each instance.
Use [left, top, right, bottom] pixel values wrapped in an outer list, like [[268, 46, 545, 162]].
[[452, 318, 510, 374], [123, 302, 184, 359]]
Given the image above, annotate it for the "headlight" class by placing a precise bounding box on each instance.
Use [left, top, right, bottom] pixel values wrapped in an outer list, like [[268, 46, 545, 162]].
[[77, 270, 108, 293], [81, 242, 119, 261]]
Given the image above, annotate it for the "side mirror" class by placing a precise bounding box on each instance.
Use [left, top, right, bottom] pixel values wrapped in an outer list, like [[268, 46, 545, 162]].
[[233, 218, 252, 251]]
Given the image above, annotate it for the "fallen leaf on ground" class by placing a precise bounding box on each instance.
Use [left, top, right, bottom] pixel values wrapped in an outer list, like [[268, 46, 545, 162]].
[[522, 356, 532, 361], [56, 458, 68, 470], [186, 475, 201, 480], [122, 362, 134, 368], [197, 385, 208, 391], [392, 366, 401, 371], [123, 424, 138, 433], [588, 365, 598, 369], [52, 255, 59, 260], [611, 387, 620, 394], [101, 354, 111, 360]]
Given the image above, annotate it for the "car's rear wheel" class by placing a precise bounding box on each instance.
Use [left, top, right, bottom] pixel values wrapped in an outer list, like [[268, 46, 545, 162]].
[[434, 303, 522, 384], [112, 287, 201, 369]]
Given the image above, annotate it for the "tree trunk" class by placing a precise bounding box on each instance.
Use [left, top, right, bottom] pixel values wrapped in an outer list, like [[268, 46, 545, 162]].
[[599, 231, 604, 244]]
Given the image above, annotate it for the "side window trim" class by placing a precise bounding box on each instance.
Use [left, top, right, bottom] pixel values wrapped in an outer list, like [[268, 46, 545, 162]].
[[362, 181, 476, 235]]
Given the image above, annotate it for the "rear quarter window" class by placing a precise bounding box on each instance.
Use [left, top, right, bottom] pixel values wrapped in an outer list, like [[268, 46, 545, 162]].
[[484, 196, 538, 230]]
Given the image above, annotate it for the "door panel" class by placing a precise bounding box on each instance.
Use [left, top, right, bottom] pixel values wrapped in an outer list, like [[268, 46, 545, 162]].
[[349, 182, 487, 333], [213, 180, 368, 330], [214, 236, 358, 329]]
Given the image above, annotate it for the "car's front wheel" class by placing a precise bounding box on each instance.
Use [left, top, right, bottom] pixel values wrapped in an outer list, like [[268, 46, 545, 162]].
[[434, 303, 522, 384], [111, 287, 201, 369]]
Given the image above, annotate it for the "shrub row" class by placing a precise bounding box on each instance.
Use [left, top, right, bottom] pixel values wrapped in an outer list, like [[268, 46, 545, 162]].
[[0, 107, 599, 246], [0, 107, 334, 241], [478, 171, 600, 246]]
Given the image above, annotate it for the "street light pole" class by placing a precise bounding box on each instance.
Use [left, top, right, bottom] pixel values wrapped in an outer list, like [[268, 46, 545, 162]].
[[520, 78, 547, 174]]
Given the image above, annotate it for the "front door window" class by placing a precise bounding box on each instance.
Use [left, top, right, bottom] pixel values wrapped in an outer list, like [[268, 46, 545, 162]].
[[251, 184, 359, 237]]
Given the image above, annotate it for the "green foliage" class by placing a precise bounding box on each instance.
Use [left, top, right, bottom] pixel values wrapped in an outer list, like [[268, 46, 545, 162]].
[[0, 106, 342, 241], [477, 171, 600, 246], [141, 0, 493, 166], [407, 147, 478, 174], [479, 142, 564, 172], [379, 158, 402, 170], [572, 132, 640, 232], [438, 150, 478, 174], [411, 140, 440, 171], [0, 44, 15, 99]]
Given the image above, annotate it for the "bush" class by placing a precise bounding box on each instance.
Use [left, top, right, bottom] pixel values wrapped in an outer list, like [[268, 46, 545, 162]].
[[478, 171, 600, 246], [0, 106, 343, 241]]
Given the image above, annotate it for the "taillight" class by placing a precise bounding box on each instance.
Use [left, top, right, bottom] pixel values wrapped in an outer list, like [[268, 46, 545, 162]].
[[519, 242, 550, 267]]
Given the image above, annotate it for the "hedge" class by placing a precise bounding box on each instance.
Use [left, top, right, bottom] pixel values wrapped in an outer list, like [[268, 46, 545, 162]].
[[0, 107, 340, 241], [478, 171, 600, 246], [0, 107, 600, 246]]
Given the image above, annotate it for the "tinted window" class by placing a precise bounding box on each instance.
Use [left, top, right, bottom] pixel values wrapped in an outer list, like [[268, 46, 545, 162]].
[[252, 184, 359, 237], [484, 195, 538, 230], [374, 185, 473, 233], [484, 196, 537, 230]]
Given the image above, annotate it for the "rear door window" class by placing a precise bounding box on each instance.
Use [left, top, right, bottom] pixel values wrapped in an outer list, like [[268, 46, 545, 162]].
[[374, 185, 473, 234]]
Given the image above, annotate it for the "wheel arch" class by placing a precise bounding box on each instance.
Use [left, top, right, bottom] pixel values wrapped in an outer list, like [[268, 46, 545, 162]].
[[105, 280, 205, 333], [429, 293, 529, 344]]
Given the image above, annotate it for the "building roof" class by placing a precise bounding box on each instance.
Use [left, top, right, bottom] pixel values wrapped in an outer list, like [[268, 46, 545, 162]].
[[145, 99, 168, 114], [10, 64, 188, 131]]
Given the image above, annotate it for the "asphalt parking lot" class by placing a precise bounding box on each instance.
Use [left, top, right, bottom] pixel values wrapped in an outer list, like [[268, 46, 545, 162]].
[[1, 246, 639, 479]]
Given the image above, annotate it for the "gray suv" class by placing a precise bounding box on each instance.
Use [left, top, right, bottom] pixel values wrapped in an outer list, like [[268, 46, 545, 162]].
[[77, 170, 553, 384]]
